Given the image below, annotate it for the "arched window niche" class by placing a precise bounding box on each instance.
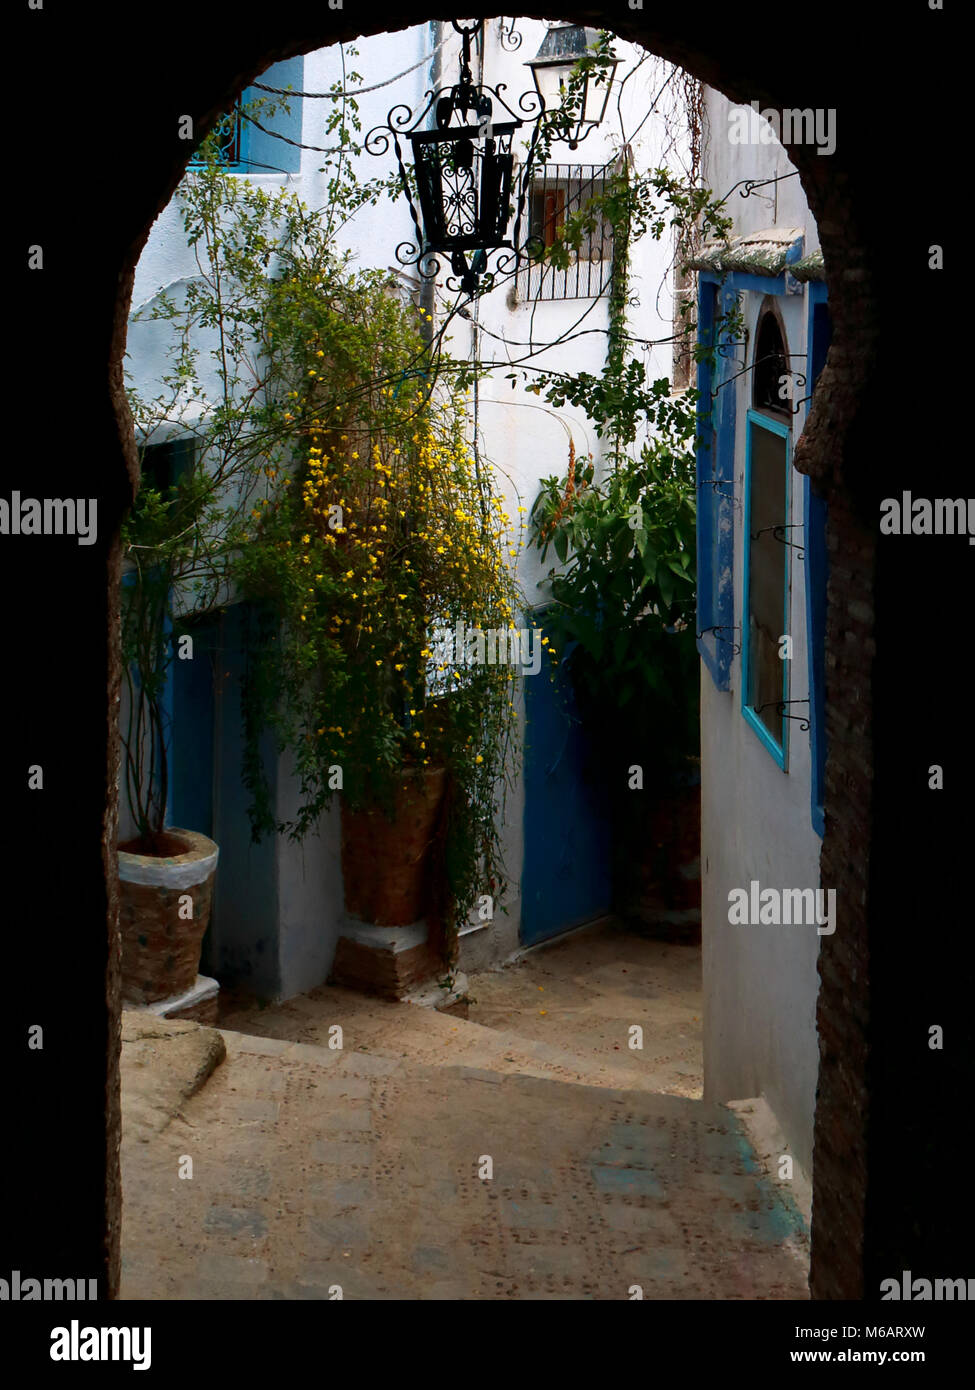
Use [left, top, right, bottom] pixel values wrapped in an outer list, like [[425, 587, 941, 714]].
[[742, 299, 793, 765], [752, 301, 791, 416]]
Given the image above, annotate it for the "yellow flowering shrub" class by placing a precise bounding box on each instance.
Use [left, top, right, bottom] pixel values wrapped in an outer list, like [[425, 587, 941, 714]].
[[234, 261, 521, 955]]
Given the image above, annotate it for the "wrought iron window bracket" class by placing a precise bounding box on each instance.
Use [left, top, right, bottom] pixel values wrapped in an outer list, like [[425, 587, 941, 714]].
[[755, 698, 811, 731], [750, 523, 805, 559], [697, 624, 742, 655], [710, 354, 807, 401], [718, 171, 801, 206], [716, 337, 748, 361], [699, 478, 740, 512]]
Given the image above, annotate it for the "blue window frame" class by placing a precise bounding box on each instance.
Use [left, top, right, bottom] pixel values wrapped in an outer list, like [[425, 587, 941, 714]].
[[696, 267, 796, 700], [741, 409, 792, 768], [695, 274, 738, 690], [186, 109, 243, 169], [187, 57, 304, 174]]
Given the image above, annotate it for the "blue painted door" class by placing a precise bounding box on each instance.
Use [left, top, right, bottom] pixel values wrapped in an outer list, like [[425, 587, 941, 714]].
[[169, 617, 219, 976], [170, 618, 217, 838], [520, 643, 612, 946]]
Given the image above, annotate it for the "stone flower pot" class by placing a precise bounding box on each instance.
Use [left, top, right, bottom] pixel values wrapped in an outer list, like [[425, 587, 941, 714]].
[[340, 766, 448, 926], [118, 829, 219, 1005]]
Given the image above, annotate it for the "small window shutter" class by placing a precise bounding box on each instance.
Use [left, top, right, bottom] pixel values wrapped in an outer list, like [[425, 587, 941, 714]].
[[542, 188, 565, 249], [695, 278, 736, 690]]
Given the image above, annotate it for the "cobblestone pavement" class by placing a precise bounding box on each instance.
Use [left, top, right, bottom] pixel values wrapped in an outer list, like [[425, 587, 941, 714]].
[[120, 1027, 809, 1300]]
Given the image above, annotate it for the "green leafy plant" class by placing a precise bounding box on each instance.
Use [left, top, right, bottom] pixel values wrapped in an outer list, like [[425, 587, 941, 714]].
[[121, 95, 319, 852], [522, 117, 740, 778], [234, 307, 523, 959], [529, 433, 698, 780], [124, 91, 521, 957]]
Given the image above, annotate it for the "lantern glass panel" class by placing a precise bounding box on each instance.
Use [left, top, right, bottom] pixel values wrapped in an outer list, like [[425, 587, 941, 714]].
[[533, 62, 570, 114], [581, 69, 613, 127], [414, 147, 447, 245]]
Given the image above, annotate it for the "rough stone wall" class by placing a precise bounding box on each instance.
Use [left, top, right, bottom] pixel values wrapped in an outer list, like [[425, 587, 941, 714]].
[[11, 2, 963, 1303], [791, 168, 879, 1299]]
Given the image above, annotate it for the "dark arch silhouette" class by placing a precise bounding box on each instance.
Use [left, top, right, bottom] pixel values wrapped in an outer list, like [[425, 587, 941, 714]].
[[10, 2, 966, 1306]]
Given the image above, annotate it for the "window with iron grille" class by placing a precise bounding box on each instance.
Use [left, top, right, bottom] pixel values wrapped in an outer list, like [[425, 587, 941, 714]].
[[187, 109, 243, 170], [521, 164, 614, 301], [186, 57, 304, 174]]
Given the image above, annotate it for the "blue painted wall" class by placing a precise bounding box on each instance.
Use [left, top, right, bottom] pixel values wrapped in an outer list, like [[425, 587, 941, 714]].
[[241, 57, 304, 175], [520, 641, 612, 947], [696, 273, 738, 690], [207, 602, 280, 997], [170, 618, 217, 838]]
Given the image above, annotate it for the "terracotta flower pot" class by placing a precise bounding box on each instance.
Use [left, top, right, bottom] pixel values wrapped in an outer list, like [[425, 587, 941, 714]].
[[340, 766, 448, 926], [118, 829, 219, 1005]]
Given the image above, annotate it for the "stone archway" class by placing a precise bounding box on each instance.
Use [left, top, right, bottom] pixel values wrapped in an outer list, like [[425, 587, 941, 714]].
[[12, 2, 964, 1303]]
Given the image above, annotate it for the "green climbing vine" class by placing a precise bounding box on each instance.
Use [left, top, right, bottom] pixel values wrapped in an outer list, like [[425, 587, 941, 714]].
[[520, 39, 743, 786]]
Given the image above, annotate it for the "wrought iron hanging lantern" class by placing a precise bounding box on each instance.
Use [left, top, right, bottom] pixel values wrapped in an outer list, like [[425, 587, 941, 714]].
[[365, 19, 545, 299], [525, 23, 620, 150]]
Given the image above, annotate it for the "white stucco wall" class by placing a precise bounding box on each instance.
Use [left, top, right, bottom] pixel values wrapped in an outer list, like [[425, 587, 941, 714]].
[[274, 771, 345, 1002], [698, 88, 825, 1179], [701, 89, 821, 256]]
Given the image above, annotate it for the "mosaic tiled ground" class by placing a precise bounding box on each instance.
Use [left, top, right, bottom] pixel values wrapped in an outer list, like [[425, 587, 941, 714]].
[[120, 1027, 809, 1300]]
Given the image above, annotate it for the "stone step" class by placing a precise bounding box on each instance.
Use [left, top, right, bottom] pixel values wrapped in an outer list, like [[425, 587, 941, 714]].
[[219, 989, 667, 1093]]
